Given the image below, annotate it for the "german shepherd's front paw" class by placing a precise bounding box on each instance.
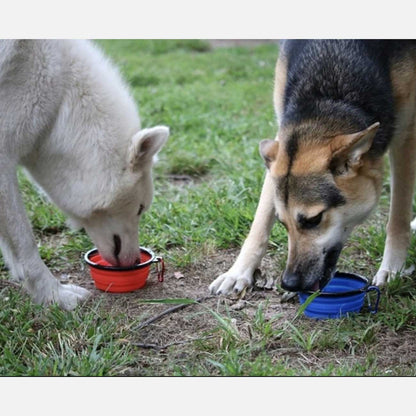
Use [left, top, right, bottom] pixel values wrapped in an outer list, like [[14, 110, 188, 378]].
[[209, 270, 254, 295], [372, 269, 392, 286], [373, 265, 415, 286]]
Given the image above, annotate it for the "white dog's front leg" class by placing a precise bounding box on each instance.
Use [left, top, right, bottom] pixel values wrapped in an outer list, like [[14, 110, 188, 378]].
[[0, 165, 90, 310], [209, 172, 276, 295], [21, 261, 91, 310]]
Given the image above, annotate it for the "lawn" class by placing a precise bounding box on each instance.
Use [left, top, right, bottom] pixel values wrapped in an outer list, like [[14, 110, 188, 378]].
[[1, 39, 416, 376]]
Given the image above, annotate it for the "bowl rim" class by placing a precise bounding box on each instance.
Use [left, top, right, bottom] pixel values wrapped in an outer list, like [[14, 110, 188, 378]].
[[84, 247, 156, 271], [298, 271, 370, 298]]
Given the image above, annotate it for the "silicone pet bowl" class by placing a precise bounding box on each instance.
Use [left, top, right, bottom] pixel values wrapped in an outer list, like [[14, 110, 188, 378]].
[[84, 247, 164, 293], [298, 271, 380, 319]]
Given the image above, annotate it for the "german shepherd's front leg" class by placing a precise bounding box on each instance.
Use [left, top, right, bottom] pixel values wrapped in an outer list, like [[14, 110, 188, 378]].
[[373, 124, 416, 285], [209, 172, 276, 295]]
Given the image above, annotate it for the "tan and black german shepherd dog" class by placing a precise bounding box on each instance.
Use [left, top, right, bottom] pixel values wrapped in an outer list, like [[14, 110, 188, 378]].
[[210, 39, 416, 295]]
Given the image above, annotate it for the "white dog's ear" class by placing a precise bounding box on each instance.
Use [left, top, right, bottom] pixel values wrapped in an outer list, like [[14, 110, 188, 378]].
[[259, 139, 279, 169], [129, 126, 169, 171]]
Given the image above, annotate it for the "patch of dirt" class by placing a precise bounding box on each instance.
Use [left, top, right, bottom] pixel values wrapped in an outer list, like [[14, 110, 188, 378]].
[[55, 248, 302, 373], [70, 247, 298, 343]]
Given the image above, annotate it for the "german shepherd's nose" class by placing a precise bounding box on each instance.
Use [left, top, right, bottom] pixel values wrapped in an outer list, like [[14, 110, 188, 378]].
[[281, 269, 303, 292], [281, 269, 318, 292]]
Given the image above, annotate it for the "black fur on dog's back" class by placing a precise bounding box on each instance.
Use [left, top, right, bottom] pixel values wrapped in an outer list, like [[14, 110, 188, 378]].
[[280, 40, 416, 158]]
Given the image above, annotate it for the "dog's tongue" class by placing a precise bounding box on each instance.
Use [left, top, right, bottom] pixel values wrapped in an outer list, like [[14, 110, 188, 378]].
[[312, 280, 320, 292]]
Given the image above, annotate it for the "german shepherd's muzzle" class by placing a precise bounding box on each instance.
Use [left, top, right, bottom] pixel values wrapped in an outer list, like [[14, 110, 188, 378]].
[[281, 243, 343, 292]]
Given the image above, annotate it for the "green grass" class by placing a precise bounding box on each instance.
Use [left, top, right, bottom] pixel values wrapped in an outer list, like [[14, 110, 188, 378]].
[[0, 289, 138, 376], [1, 40, 416, 376]]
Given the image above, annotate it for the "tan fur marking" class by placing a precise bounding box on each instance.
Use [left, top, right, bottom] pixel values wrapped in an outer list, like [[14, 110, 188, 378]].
[[269, 143, 290, 177], [390, 57, 416, 111], [294, 204, 327, 221], [334, 156, 384, 206], [290, 142, 332, 175], [273, 50, 287, 125]]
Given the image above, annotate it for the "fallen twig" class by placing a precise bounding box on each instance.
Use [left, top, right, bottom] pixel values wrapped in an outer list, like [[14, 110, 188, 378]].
[[134, 295, 213, 331], [129, 336, 215, 351]]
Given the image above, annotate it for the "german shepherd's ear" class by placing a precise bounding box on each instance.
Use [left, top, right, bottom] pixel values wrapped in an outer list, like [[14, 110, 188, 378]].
[[329, 122, 380, 174], [259, 139, 279, 169], [129, 126, 169, 171]]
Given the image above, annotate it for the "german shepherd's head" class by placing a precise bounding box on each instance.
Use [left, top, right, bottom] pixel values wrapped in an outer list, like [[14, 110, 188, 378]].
[[260, 121, 383, 292]]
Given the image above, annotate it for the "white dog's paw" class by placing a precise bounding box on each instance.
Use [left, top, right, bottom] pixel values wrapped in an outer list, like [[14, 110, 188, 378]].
[[27, 279, 91, 311], [209, 270, 253, 295], [55, 284, 91, 311]]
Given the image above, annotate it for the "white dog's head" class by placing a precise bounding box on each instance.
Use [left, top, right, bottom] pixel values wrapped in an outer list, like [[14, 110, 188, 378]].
[[69, 126, 169, 267]]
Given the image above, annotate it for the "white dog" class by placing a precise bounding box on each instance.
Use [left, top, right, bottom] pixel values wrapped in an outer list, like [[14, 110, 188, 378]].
[[0, 40, 169, 310]]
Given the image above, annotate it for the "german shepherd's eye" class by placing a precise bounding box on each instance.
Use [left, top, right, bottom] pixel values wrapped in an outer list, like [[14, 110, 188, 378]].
[[137, 204, 145, 216], [298, 212, 323, 229]]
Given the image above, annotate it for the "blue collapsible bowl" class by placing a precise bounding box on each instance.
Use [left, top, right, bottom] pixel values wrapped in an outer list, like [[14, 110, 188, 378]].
[[298, 271, 380, 319]]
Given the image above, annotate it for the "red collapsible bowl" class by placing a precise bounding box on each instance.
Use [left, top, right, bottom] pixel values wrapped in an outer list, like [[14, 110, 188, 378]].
[[84, 247, 162, 293]]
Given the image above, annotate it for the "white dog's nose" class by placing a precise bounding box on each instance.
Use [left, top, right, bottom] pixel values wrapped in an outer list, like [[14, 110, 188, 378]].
[[97, 235, 140, 267], [118, 249, 142, 267], [100, 248, 141, 267], [113, 234, 122, 263]]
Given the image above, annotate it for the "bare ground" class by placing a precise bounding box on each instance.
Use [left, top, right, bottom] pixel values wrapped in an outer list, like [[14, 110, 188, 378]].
[[72, 246, 298, 344]]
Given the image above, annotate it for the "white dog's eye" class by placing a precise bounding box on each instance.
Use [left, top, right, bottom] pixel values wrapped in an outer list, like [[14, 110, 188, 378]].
[[137, 204, 145, 216]]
